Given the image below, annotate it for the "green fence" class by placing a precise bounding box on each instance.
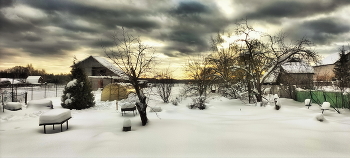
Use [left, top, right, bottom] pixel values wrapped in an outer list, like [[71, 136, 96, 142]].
[[296, 90, 350, 109]]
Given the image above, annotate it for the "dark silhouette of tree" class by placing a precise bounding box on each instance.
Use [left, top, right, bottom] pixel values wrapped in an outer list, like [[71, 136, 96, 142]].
[[333, 46, 350, 109], [185, 55, 214, 109], [103, 27, 155, 126], [156, 69, 174, 103], [334, 46, 350, 90]]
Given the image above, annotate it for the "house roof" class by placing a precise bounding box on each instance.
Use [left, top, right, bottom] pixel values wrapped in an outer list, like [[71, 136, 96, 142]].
[[263, 68, 280, 83], [320, 53, 339, 65], [26, 76, 42, 84], [27, 76, 42, 80], [93, 56, 126, 76], [77, 56, 128, 79], [263, 60, 313, 84], [281, 61, 314, 73]]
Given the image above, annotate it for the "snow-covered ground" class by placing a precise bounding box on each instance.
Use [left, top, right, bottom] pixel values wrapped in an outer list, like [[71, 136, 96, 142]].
[[1, 86, 350, 157]]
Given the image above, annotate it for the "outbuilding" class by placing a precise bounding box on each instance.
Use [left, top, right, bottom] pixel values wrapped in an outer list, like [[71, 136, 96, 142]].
[[26, 76, 43, 84]]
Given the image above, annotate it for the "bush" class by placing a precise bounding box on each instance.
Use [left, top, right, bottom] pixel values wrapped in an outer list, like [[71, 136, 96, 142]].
[[171, 97, 180, 106], [187, 96, 206, 110]]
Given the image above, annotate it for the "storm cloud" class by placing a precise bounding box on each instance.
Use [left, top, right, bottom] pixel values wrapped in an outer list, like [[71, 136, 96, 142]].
[[1, 0, 349, 74], [243, 0, 350, 23], [285, 17, 350, 45]]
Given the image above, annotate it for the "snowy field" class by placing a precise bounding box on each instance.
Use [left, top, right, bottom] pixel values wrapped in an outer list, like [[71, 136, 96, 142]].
[[1, 86, 350, 157]]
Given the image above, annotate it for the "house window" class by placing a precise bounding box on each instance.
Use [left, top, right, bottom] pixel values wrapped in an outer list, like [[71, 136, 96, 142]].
[[92, 67, 107, 76], [91, 67, 98, 76]]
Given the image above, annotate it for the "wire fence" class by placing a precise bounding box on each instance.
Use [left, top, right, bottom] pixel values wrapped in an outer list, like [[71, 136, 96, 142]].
[[1, 84, 65, 105]]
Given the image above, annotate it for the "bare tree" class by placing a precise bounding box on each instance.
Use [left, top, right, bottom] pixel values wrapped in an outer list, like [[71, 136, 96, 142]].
[[103, 27, 155, 126], [155, 68, 174, 103], [185, 55, 214, 109], [232, 20, 319, 103], [207, 33, 242, 98]]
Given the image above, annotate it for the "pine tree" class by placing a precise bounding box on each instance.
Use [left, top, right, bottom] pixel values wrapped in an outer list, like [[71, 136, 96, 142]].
[[61, 57, 95, 110], [334, 46, 350, 90], [333, 46, 350, 109]]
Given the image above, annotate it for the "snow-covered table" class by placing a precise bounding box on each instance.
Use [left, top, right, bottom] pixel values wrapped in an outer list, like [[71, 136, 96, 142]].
[[321, 102, 330, 114], [5, 102, 22, 111], [120, 102, 137, 116], [39, 109, 72, 134], [28, 99, 53, 109]]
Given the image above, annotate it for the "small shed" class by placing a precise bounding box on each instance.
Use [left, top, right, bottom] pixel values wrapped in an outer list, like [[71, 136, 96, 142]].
[[26, 76, 43, 84], [264, 59, 314, 88]]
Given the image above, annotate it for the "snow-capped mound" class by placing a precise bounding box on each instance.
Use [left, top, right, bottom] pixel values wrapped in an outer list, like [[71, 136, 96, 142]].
[[27, 99, 52, 109], [5, 102, 22, 111]]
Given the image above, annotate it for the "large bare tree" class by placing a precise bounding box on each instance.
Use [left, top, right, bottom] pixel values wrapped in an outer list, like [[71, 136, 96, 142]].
[[211, 20, 319, 103], [207, 33, 242, 98], [103, 27, 155, 126], [185, 55, 214, 109]]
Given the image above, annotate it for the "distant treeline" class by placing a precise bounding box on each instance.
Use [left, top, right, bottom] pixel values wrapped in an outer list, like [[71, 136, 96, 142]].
[[140, 78, 193, 84], [0, 64, 70, 84]]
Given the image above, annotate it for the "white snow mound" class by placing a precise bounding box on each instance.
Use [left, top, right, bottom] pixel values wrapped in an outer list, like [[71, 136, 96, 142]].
[[39, 109, 71, 125], [27, 99, 52, 108], [315, 114, 326, 122], [119, 102, 135, 109], [5, 102, 22, 110]]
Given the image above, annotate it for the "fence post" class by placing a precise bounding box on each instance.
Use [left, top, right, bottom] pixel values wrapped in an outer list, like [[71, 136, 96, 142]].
[[44, 82, 47, 98], [31, 85, 33, 100], [24, 92, 28, 104], [1, 92, 4, 112], [11, 84, 14, 102]]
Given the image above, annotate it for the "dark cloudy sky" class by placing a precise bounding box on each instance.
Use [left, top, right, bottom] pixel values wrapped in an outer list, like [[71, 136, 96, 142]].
[[1, 0, 350, 78]]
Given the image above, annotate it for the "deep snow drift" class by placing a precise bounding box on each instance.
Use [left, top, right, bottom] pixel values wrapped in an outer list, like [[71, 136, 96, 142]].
[[1, 86, 350, 157]]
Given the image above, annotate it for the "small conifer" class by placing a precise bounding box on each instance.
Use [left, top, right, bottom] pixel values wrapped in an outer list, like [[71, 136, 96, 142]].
[[61, 57, 95, 110]]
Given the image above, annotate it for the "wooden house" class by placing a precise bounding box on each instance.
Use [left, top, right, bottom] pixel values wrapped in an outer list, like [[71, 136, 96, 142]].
[[313, 52, 350, 85], [74, 56, 127, 90], [264, 58, 314, 88]]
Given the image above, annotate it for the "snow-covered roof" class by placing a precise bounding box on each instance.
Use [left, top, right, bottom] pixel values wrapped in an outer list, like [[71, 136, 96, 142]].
[[281, 61, 314, 73], [92, 56, 126, 77], [263, 68, 280, 83], [77, 56, 128, 79], [26, 76, 42, 84], [263, 60, 313, 84], [2, 78, 22, 84], [319, 53, 339, 65]]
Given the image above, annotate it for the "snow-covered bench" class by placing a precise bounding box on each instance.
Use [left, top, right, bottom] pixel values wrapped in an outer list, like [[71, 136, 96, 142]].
[[321, 102, 330, 114], [5, 102, 22, 111], [120, 102, 137, 116], [39, 109, 72, 134], [28, 99, 53, 109]]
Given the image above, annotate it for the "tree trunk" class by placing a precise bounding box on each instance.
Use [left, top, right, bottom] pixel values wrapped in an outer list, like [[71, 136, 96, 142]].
[[247, 81, 252, 103], [131, 76, 149, 126], [136, 96, 148, 126], [256, 83, 263, 102]]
